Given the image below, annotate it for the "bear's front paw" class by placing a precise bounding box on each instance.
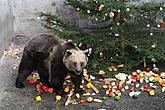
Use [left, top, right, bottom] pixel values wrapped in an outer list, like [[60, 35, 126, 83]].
[[74, 88, 84, 94], [16, 83, 25, 88], [56, 90, 67, 96]]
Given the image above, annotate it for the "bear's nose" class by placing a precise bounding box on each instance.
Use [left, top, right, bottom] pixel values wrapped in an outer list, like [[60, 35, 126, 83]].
[[76, 70, 81, 73]]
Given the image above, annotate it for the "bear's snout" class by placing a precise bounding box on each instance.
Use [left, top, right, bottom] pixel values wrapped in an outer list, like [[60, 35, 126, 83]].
[[76, 70, 81, 73]]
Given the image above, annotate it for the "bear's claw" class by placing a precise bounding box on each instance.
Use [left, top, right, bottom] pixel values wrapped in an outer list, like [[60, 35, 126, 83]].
[[74, 88, 84, 94]]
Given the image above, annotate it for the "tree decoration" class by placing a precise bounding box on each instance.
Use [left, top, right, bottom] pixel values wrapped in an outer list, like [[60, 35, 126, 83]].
[[39, 1, 165, 73]]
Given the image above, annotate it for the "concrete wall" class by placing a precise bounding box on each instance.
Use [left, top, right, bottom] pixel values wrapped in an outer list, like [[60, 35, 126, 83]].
[[11, 0, 57, 37], [10, 0, 165, 37], [0, 0, 13, 56]]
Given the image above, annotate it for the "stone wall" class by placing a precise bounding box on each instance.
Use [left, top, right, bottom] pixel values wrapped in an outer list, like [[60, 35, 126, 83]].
[[0, 0, 13, 56], [10, 0, 57, 37], [10, 0, 165, 37]]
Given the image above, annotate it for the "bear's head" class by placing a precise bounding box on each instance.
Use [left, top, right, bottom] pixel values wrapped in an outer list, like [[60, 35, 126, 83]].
[[63, 43, 88, 75]]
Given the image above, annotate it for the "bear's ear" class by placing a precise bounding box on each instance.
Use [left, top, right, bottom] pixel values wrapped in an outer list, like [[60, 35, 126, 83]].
[[64, 50, 72, 59], [65, 42, 77, 50], [83, 48, 92, 56]]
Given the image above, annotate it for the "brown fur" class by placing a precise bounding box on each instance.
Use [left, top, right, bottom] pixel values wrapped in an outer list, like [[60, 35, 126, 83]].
[[16, 33, 88, 95]]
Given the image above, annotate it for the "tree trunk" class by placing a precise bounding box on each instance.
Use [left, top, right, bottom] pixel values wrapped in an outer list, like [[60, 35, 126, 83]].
[[120, 32, 125, 56]]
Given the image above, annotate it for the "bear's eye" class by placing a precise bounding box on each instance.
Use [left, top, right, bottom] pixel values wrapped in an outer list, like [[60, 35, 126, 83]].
[[80, 62, 84, 67], [74, 62, 77, 66]]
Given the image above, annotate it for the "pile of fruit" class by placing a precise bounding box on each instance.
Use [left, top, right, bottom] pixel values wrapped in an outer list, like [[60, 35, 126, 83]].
[[26, 67, 165, 106], [102, 70, 165, 99]]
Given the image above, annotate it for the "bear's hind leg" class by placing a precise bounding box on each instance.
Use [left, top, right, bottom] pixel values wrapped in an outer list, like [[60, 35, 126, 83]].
[[50, 77, 66, 96], [16, 51, 34, 88], [49, 64, 67, 95], [38, 67, 51, 87]]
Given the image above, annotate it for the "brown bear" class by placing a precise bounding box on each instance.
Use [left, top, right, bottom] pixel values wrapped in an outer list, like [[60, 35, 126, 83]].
[[15, 33, 88, 95]]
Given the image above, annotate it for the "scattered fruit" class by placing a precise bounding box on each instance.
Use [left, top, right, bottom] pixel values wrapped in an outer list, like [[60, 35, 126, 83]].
[[83, 92, 90, 96], [149, 90, 155, 96], [76, 93, 80, 99], [99, 70, 106, 75], [93, 99, 103, 103], [86, 83, 91, 89], [86, 83, 99, 93], [35, 96, 41, 102], [114, 96, 121, 101], [36, 88, 41, 93], [64, 86, 70, 93], [48, 88, 53, 93], [162, 87, 165, 92], [27, 80, 35, 85], [36, 83, 42, 88], [42, 86, 49, 92], [55, 95, 62, 102], [79, 99, 84, 104], [129, 87, 135, 92], [27, 67, 165, 106], [87, 97, 93, 103], [108, 92, 115, 97]]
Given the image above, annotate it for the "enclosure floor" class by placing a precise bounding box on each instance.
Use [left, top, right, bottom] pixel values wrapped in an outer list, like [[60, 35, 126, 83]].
[[0, 35, 165, 110]]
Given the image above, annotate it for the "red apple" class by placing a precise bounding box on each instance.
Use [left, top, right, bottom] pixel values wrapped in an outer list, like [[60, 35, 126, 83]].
[[48, 88, 54, 93], [108, 92, 114, 97], [79, 99, 84, 104], [42, 86, 49, 92], [36, 88, 41, 93], [129, 87, 135, 92], [36, 84, 42, 88], [27, 80, 35, 85]]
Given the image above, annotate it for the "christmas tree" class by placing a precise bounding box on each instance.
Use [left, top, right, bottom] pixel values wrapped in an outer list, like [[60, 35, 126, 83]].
[[40, 0, 165, 75]]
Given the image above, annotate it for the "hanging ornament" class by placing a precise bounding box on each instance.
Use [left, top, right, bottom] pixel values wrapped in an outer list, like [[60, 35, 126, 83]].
[[115, 34, 119, 37], [160, 7, 163, 11], [87, 10, 91, 14], [151, 44, 156, 48], [143, 57, 146, 68], [153, 64, 156, 68], [159, 20, 165, 28], [37, 16, 41, 20], [118, 10, 121, 13], [151, 58, 156, 62], [146, 24, 150, 28], [79, 11, 85, 18], [109, 12, 115, 18], [59, 29, 63, 32], [77, 7, 80, 11], [95, 17, 98, 21], [117, 22, 120, 26], [126, 8, 130, 12], [150, 33, 153, 36], [157, 24, 160, 28], [123, 18, 128, 23], [98, 4, 105, 11], [99, 52, 103, 58], [130, 14, 133, 17], [52, 21, 57, 24]]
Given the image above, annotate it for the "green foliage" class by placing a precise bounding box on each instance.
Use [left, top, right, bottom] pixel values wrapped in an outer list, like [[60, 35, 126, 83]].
[[39, 1, 165, 74], [66, 0, 164, 33]]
